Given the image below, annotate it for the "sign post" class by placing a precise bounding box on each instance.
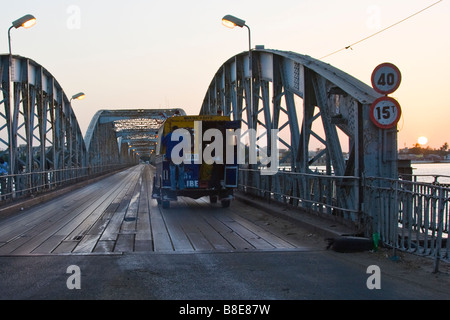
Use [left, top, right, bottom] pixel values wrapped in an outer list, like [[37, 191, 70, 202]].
[[370, 63, 402, 129]]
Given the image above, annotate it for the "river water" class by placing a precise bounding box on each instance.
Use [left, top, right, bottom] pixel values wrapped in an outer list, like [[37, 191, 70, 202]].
[[282, 162, 450, 184], [411, 162, 450, 184]]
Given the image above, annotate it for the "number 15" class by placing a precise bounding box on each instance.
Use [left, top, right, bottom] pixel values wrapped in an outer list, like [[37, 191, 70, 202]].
[[375, 105, 395, 120]]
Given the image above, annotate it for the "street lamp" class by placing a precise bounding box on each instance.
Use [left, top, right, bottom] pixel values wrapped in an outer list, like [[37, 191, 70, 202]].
[[5, 14, 36, 177], [222, 14, 253, 127], [222, 15, 246, 29], [8, 14, 36, 55], [70, 92, 86, 102], [222, 15, 251, 60]]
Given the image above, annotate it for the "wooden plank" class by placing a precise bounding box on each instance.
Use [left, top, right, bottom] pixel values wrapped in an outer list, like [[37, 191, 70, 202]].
[[93, 240, 115, 253], [214, 212, 275, 250], [31, 235, 65, 254], [120, 176, 141, 234], [227, 212, 296, 249], [184, 198, 254, 251], [99, 209, 127, 241], [180, 198, 234, 251], [10, 187, 115, 255], [98, 172, 140, 241], [169, 199, 213, 251], [0, 182, 103, 243], [86, 206, 116, 236], [62, 168, 140, 240], [135, 167, 152, 241], [0, 203, 85, 255], [136, 211, 151, 241], [52, 240, 78, 254], [195, 197, 296, 250], [150, 204, 174, 252], [72, 234, 101, 253], [0, 165, 143, 255], [134, 240, 153, 252], [114, 234, 135, 252], [160, 209, 195, 252]]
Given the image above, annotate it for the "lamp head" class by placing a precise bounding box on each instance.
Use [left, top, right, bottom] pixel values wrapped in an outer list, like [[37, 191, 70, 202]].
[[71, 92, 86, 101], [222, 15, 246, 28], [12, 14, 36, 29]]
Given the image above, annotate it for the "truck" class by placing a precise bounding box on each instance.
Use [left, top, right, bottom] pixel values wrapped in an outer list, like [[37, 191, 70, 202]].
[[152, 115, 241, 209]]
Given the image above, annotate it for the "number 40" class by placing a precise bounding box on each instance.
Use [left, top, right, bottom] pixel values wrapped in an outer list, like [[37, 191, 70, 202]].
[[377, 72, 395, 86]]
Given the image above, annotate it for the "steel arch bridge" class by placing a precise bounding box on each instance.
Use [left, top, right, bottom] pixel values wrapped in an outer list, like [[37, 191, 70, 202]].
[[1, 50, 399, 234], [2, 51, 447, 263], [84, 108, 186, 167], [0, 54, 185, 200], [0, 54, 88, 198], [200, 48, 398, 228]]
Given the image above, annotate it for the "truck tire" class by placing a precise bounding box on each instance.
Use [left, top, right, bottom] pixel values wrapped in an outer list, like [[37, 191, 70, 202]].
[[221, 199, 231, 208]]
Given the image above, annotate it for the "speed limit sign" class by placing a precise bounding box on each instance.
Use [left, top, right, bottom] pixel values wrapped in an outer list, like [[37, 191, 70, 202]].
[[371, 63, 401, 95], [370, 97, 402, 129]]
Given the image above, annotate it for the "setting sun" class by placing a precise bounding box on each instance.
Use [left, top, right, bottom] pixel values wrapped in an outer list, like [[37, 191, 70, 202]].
[[418, 136, 428, 145]]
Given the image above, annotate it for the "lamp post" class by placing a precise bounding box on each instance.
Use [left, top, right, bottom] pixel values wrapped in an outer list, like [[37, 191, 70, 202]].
[[223, 15, 259, 189], [6, 14, 36, 181], [8, 14, 36, 55], [222, 15, 252, 126]]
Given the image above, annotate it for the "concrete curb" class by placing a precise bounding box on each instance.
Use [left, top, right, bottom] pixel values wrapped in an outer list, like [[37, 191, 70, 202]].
[[234, 191, 356, 239]]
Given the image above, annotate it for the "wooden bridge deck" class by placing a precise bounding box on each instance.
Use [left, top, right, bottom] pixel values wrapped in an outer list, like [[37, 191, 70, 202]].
[[0, 165, 309, 256]]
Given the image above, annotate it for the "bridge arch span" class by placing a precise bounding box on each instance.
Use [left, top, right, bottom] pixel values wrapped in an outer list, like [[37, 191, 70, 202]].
[[84, 108, 186, 168], [200, 48, 398, 226], [0, 54, 88, 200]]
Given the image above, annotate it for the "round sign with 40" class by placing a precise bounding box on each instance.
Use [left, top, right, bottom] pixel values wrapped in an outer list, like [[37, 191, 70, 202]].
[[371, 62, 402, 95]]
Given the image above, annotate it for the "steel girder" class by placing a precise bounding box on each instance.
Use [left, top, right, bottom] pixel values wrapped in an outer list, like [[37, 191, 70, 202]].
[[0, 55, 87, 184], [85, 108, 186, 165], [200, 49, 398, 224]]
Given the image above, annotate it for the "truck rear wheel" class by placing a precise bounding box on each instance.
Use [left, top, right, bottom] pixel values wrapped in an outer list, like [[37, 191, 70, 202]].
[[162, 200, 170, 209], [221, 199, 231, 208], [210, 195, 218, 204]]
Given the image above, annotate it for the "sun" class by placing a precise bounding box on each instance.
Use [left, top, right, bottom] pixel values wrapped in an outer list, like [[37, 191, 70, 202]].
[[418, 136, 428, 146]]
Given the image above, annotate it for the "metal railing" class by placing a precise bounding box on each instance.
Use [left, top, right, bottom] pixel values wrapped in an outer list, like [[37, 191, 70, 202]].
[[238, 167, 449, 270], [364, 176, 449, 271], [238, 167, 360, 223]]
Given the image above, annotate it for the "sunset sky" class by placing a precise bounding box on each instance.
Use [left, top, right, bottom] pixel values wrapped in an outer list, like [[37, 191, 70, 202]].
[[1, 0, 449, 150]]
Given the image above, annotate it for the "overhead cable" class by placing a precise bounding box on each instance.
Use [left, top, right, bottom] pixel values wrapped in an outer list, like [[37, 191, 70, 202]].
[[320, 0, 443, 59]]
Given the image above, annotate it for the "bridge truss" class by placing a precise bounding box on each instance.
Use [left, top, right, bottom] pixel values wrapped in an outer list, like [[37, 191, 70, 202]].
[[0, 54, 184, 201], [85, 108, 186, 168], [0, 54, 88, 199], [200, 48, 399, 230]]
